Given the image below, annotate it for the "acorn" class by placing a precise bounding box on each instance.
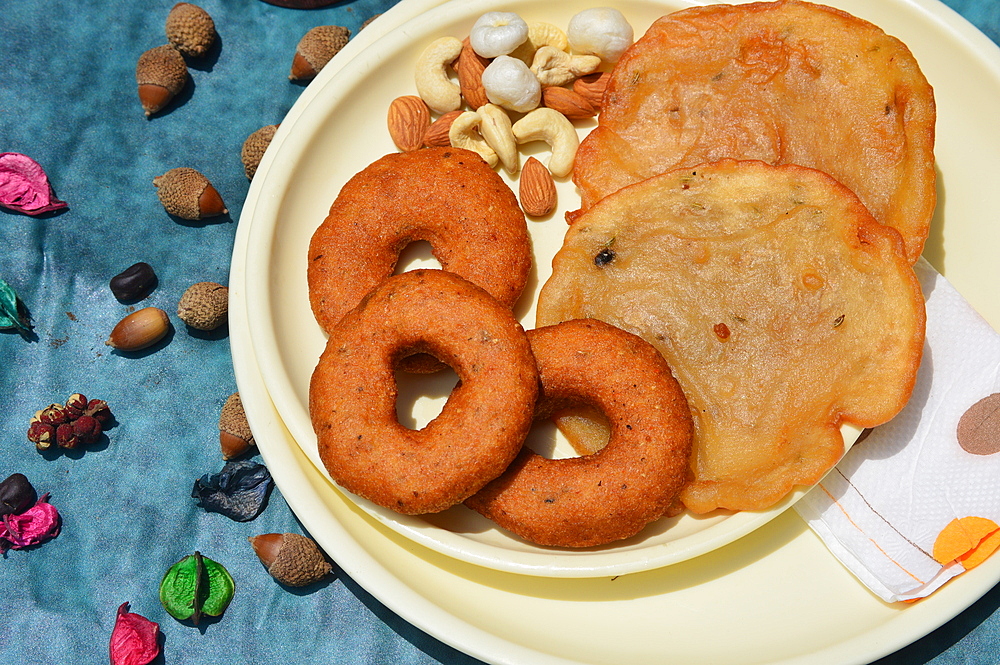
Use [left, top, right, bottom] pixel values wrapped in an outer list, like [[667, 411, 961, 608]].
[[136, 44, 188, 117], [177, 281, 228, 331], [219, 392, 254, 459], [249, 533, 333, 587], [240, 124, 279, 180], [289, 25, 350, 81], [165, 2, 216, 58], [153, 167, 227, 220]]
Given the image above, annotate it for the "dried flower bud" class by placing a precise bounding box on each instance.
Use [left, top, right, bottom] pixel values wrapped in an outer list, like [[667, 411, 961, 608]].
[[65, 393, 88, 417], [0, 474, 37, 516], [73, 415, 103, 445], [56, 423, 78, 449], [39, 404, 70, 426], [109, 602, 161, 665], [0, 493, 60, 553], [85, 398, 114, 426], [27, 422, 55, 450]]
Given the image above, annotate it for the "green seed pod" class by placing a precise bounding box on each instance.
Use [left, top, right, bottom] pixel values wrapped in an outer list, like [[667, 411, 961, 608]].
[[159, 551, 235, 624]]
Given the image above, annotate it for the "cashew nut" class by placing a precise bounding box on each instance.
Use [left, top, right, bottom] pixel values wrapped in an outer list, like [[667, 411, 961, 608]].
[[509, 22, 569, 65], [481, 55, 541, 113], [469, 11, 529, 58], [478, 104, 519, 174], [530, 46, 601, 87], [511, 107, 579, 178], [567, 7, 634, 63], [414, 36, 463, 113], [449, 111, 498, 168]]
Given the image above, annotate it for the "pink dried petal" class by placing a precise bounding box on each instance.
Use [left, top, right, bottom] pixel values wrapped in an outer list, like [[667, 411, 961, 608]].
[[0, 493, 60, 552], [110, 602, 161, 665], [0, 152, 68, 216]]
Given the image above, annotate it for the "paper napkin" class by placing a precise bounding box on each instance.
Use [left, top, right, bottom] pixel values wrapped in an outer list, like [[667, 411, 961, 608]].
[[794, 258, 1000, 603]]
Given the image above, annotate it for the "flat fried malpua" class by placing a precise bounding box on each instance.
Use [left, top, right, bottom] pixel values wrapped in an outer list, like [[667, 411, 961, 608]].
[[573, 0, 935, 263], [536, 159, 926, 514]]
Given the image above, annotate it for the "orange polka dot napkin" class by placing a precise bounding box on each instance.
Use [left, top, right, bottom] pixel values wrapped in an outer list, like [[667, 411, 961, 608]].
[[795, 258, 1000, 603]]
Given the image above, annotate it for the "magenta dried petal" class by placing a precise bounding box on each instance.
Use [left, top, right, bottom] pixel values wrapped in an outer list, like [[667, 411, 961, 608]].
[[0, 493, 60, 551], [0, 152, 68, 216], [110, 602, 161, 665]]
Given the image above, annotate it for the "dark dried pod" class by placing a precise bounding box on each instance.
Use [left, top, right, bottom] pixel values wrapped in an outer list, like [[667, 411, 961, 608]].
[[0, 473, 37, 516], [192, 460, 273, 522], [110, 262, 158, 302]]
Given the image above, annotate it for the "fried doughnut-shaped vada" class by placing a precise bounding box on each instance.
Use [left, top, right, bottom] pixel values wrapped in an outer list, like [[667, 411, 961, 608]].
[[573, 0, 935, 262], [310, 269, 539, 515], [308, 147, 531, 334], [465, 319, 693, 548]]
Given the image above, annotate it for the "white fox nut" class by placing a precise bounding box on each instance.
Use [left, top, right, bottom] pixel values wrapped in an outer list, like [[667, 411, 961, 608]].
[[481, 55, 541, 113], [567, 7, 634, 63], [469, 12, 529, 58]]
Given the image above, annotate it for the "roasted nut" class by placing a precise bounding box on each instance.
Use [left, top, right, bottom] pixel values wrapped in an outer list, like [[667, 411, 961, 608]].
[[448, 111, 497, 167], [249, 533, 333, 587], [512, 108, 579, 178], [519, 156, 557, 217], [478, 103, 518, 174], [387, 96, 431, 152], [530, 46, 601, 87], [106, 307, 171, 351], [110, 262, 158, 302], [177, 281, 228, 331], [509, 22, 569, 64], [542, 86, 597, 120], [422, 110, 463, 147], [457, 38, 490, 110], [414, 36, 463, 113], [573, 72, 610, 112]]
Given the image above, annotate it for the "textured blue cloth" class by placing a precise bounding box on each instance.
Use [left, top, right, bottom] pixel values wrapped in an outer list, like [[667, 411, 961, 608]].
[[0, 0, 998, 663]]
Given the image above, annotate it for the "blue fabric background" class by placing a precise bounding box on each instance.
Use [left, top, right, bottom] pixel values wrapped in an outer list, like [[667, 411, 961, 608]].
[[0, 0, 998, 663]]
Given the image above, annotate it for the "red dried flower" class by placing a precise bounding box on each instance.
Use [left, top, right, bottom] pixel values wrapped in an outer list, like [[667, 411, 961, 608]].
[[109, 602, 161, 665]]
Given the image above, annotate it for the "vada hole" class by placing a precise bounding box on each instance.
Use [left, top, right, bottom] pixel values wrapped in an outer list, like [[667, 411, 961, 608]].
[[394, 364, 460, 430], [393, 240, 441, 274], [524, 419, 579, 460]]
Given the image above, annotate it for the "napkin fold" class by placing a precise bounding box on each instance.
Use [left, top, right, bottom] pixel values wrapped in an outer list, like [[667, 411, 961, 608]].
[[795, 258, 1000, 603]]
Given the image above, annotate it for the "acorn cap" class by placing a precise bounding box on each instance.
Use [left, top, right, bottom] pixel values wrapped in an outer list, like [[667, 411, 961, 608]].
[[240, 125, 279, 180], [165, 2, 216, 58], [219, 392, 254, 459], [250, 533, 332, 587], [136, 45, 188, 116], [177, 281, 228, 331], [152, 167, 227, 220], [289, 25, 350, 80]]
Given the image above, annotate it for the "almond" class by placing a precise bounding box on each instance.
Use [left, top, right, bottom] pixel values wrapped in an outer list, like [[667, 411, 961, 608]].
[[387, 95, 431, 152], [457, 38, 490, 110], [423, 110, 463, 147], [519, 157, 557, 217], [541, 86, 596, 120], [573, 71, 610, 112]]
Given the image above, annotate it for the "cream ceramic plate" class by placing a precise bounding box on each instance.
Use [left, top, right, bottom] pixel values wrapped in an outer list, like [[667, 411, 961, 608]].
[[240, 0, 879, 577], [233, 0, 1000, 660]]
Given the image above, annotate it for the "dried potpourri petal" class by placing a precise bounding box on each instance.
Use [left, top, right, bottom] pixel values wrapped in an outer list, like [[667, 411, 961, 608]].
[[0, 278, 32, 333], [159, 551, 235, 624], [0, 493, 60, 553], [0, 152, 67, 216], [109, 602, 161, 665], [191, 460, 273, 521]]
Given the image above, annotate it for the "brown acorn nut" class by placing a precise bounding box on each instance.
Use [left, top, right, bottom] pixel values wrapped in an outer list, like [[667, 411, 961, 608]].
[[240, 124, 279, 180], [136, 45, 188, 117], [165, 2, 216, 58], [249, 533, 333, 587], [289, 25, 350, 81], [153, 167, 227, 220], [177, 281, 228, 331], [219, 392, 254, 459], [106, 307, 172, 351]]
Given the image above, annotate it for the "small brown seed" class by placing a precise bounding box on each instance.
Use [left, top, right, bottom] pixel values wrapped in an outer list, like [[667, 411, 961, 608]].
[[106, 307, 171, 351]]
